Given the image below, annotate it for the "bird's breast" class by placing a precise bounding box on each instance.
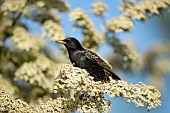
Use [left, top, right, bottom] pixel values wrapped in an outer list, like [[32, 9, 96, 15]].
[[69, 51, 85, 66]]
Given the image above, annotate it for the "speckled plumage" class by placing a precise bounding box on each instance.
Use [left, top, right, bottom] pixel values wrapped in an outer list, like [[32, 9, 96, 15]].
[[55, 37, 121, 82]]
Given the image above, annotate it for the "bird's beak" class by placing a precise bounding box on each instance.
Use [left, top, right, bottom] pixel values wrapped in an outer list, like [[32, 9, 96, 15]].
[[55, 40, 66, 44]]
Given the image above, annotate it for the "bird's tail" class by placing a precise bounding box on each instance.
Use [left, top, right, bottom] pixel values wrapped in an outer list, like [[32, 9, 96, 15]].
[[111, 72, 121, 80]]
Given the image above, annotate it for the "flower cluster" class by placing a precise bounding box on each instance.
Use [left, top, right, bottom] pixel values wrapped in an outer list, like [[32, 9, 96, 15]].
[[143, 43, 170, 88], [0, 88, 35, 113], [1, 0, 27, 12], [15, 54, 58, 92], [0, 17, 13, 40], [120, 0, 170, 20], [37, 98, 73, 113], [92, 1, 108, 16], [35, 1, 45, 8], [157, 58, 170, 73], [122, 43, 143, 70], [108, 37, 142, 70], [54, 64, 111, 113], [0, 88, 73, 113], [0, 74, 18, 95], [0, 64, 162, 113], [69, 8, 104, 50], [106, 16, 134, 32], [42, 0, 70, 12], [152, 43, 170, 75], [144, 42, 170, 75], [11, 27, 44, 54], [54, 64, 161, 112], [41, 19, 65, 41]]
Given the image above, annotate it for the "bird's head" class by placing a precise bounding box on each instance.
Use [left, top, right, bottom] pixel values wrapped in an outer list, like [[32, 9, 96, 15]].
[[55, 37, 84, 52]]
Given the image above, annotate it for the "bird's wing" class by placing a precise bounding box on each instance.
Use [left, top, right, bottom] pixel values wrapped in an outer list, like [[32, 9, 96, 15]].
[[84, 49, 112, 72]]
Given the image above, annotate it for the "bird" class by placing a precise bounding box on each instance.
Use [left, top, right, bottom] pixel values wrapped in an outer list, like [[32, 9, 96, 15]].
[[55, 37, 121, 82]]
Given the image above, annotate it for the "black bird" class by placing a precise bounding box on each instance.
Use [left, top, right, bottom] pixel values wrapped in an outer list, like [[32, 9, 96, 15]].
[[55, 37, 121, 82]]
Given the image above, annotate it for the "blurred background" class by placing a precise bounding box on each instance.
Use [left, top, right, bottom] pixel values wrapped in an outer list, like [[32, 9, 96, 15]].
[[0, 0, 170, 113]]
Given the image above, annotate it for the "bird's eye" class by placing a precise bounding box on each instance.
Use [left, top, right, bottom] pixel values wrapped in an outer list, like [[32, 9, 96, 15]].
[[63, 40, 69, 43]]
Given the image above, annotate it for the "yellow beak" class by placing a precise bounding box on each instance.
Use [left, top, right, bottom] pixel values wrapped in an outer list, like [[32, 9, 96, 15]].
[[55, 40, 66, 44]]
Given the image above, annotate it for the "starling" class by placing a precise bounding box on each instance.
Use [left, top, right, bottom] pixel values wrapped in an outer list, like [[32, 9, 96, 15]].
[[55, 37, 121, 82]]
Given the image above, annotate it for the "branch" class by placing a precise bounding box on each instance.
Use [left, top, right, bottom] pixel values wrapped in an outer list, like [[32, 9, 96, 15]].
[[54, 64, 161, 112], [0, 64, 161, 113]]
